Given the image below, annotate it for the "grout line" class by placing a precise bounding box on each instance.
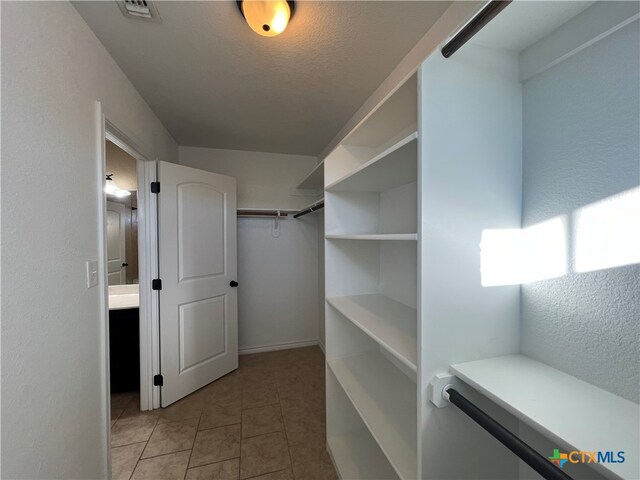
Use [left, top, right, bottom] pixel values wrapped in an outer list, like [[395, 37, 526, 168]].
[[244, 467, 291, 479], [241, 427, 286, 440], [239, 377, 245, 479], [185, 456, 241, 472], [124, 394, 158, 480], [139, 447, 193, 462], [111, 396, 136, 427], [112, 440, 149, 449], [275, 368, 296, 478], [184, 408, 204, 479], [112, 407, 125, 425], [197, 420, 242, 433]]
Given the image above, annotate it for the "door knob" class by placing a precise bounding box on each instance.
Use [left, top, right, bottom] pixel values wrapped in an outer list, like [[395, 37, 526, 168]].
[[230, 281, 239, 287], [121, 262, 129, 267]]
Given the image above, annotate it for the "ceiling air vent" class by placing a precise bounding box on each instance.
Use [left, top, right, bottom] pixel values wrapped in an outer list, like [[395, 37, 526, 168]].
[[117, 0, 161, 22]]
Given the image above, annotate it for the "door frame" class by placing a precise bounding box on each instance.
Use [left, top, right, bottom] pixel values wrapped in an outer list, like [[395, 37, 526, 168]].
[[96, 103, 162, 437]]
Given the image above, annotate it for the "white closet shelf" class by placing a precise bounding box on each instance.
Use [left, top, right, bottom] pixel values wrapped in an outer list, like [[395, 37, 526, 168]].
[[328, 430, 399, 480], [237, 207, 296, 214], [328, 352, 417, 480], [451, 354, 640, 480], [325, 132, 417, 193], [325, 233, 417, 241], [341, 73, 417, 149], [327, 294, 417, 372], [296, 161, 324, 190]]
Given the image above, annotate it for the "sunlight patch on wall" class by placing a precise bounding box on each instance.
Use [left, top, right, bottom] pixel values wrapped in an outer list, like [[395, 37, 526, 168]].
[[574, 186, 640, 273], [481, 216, 568, 286]]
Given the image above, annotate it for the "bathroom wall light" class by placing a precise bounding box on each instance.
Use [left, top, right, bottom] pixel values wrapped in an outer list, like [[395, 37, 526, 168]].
[[105, 174, 131, 198], [237, 0, 294, 37]]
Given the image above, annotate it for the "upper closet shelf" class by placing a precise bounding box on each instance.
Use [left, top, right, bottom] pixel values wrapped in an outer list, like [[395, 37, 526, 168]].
[[451, 355, 640, 480], [326, 233, 417, 241], [342, 73, 417, 149], [326, 133, 417, 193], [327, 294, 417, 372], [296, 161, 324, 190]]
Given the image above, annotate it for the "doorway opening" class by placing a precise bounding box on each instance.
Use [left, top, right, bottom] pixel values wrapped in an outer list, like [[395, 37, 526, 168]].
[[106, 140, 141, 399], [101, 121, 161, 422]]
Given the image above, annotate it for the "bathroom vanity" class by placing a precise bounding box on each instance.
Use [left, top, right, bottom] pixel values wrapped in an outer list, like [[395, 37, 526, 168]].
[[108, 285, 140, 393]]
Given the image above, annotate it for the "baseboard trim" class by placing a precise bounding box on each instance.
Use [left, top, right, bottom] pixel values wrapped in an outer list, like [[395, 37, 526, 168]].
[[239, 340, 319, 355], [317, 341, 326, 354]]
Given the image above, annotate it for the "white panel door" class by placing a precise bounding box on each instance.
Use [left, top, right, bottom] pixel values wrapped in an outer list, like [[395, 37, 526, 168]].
[[106, 201, 126, 285], [158, 161, 238, 407]]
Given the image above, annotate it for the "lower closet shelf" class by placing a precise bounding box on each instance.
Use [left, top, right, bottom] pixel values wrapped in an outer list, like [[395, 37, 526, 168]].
[[328, 352, 417, 480], [328, 430, 399, 480], [326, 294, 416, 371], [451, 354, 640, 480]]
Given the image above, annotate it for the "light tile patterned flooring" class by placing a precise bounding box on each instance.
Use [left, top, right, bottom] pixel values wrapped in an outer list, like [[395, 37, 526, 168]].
[[111, 346, 337, 480]]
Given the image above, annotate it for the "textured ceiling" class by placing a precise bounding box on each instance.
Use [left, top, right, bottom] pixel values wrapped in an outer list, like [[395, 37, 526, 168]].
[[73, 1, 451, 155]]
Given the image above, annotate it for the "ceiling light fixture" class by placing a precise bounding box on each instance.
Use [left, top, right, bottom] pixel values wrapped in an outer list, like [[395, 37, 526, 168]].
[[105, 174, 131, 198], [237, 0, 295, 37]]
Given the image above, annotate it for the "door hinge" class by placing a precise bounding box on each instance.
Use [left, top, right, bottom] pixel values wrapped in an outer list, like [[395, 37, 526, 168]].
[[153, 374, 163, 386], [152, 279, 162, 290], [150, 181, 160, 193]]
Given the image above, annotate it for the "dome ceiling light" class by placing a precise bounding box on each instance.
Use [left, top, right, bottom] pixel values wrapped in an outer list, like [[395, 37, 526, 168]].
[[105, 174, 131, 198], [237, 0, 295, 37]]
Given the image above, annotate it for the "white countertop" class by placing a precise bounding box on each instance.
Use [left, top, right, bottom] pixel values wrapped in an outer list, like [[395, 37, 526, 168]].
[[108, 284, 139, 310]]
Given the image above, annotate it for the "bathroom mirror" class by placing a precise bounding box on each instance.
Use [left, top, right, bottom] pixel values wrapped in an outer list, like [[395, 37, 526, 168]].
[[105, 140, 139, 285]]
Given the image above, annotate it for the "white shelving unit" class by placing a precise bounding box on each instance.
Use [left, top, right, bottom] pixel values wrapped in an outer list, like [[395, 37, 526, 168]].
[[451, 355, 640, 480], [324, 3, 638, 479], [328, 352, 417, 480], [325, 71, 419, 480], [326, 367, 399, 480]]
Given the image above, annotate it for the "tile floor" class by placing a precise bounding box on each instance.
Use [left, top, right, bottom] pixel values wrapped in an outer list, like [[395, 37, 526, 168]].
[[110, 346, 337, 480]]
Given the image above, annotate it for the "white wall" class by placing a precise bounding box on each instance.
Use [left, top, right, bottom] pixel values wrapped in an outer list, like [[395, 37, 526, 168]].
[[179, 147, 321, 352], [520, 12, 640, 403], [1, 2, 178, 478], [178, 146, 318, 210], [516, 7, 639, 479], [236, 217, 319, 351], [419, 43, 523, 480]]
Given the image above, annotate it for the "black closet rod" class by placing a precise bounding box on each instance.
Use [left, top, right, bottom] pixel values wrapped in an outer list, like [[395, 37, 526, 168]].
[[293, 200, 324, 219], [445, 388, 574, 480], [237, 210, 289, 217], [441, 1, 512, 58]]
